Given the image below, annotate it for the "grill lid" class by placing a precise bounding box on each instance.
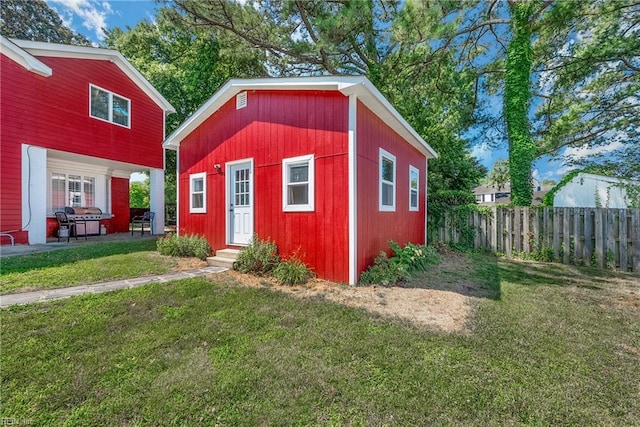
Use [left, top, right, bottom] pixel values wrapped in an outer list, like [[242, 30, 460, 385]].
[[64, 207, 103, 215]]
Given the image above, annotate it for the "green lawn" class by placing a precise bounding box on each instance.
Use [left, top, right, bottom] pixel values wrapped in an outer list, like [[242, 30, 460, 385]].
[[1, 251, 639, 425], [0, 240, 175, 294]]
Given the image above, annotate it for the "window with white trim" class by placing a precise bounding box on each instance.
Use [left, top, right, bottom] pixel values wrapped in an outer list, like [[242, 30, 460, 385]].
[[190, 172, 207, 213], [409, 166, 419, 211], [50, 173, 96, 212], [283, 154, 314, 212], [379, 148, 396, 211], [90, 84, 130, 127]]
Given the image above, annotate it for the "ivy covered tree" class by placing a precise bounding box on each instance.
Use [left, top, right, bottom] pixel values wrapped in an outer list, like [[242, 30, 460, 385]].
[[167, 0, 488, 207], [0, 0, 90, 45]]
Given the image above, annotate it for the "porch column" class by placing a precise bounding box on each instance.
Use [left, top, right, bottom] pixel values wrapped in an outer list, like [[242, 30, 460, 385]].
[[149, 168, 165, 235], [22, 144, 47, 244]]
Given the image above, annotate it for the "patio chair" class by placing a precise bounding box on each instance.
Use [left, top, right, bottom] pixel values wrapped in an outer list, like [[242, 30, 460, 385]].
[[130, 211, 155, 236], [55, 211, 86, 242]]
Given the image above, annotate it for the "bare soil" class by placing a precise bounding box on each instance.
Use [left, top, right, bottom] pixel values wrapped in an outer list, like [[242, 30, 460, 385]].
[[209, 251, 482, 334]]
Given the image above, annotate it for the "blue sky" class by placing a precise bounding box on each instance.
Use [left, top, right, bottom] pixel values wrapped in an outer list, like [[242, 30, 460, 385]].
[[45, 0, 571, 184]]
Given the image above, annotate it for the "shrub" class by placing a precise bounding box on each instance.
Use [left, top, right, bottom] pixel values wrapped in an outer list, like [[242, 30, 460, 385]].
[[233, 234, 280, 275], [359, 252, 410, 286], [273, 256, 314, 285], [389, 241, 440, 273], [156, 234, 211, 260]]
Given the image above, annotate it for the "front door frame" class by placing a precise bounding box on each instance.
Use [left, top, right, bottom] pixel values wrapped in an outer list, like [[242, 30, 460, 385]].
[[225, 158, 254, 246]]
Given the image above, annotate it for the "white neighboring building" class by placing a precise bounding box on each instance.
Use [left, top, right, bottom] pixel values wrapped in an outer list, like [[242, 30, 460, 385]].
[[554, 173, 638, 208]]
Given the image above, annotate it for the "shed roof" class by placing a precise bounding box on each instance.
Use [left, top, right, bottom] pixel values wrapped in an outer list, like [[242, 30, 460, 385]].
[[163, 76, 437, 158], [2, 37, 175, 113]]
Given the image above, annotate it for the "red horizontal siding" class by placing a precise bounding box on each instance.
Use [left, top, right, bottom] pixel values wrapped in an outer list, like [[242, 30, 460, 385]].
[[179, 90, 350, 282], [356, 101, 426, 278], [1, 52, 165, 242]]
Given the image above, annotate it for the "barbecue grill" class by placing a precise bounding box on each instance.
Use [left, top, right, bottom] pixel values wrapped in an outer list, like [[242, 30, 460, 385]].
[[64, 207, 108, 236]]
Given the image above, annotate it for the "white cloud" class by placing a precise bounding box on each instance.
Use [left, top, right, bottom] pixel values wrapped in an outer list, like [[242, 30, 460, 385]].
[[562, 139, 624, 160], [470, 141, 492, 163], [47, 0, 112, 42]]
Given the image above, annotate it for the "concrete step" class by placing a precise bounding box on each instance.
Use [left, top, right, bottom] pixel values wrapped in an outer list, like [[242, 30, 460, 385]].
[[206, 256, 235, 269], [206, 248, 242, 269], [215, 248, 242, 260]]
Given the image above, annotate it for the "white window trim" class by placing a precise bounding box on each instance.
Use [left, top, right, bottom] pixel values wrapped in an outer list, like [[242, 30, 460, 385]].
[[282, 154, 315, 212], [189, 172, 207, 213], [379, 148, 396, 212], [89, 84, 131, 128], [409, 165, 419, 211]]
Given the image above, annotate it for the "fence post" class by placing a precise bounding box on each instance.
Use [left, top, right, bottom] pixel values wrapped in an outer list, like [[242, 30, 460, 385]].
[[505, 208, 513, 257], [523, 207, 530, 256], [563, 207, 571, 264], [632, 210, 640, 274], [619, 209, 628, 272], [606, 209, 617, 270], [573, 208, 582, 266], [553, 208, 561, 261], [514, 207, 521, 256], [584, 208, 594, 264], [490, 206, 497, 254], [595, 208, 605, 269]]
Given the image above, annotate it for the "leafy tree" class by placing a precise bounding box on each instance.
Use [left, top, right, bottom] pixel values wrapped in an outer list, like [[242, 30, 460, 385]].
[[168, 0, 487, 206], [0, 0, 90, 45], [105, 7, 266, 204], [487, 159, 510, 190], [130, 179, 150, 208]]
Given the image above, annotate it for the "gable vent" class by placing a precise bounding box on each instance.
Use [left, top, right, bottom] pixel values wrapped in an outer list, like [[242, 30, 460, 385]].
[[236, 92, 247, 109]]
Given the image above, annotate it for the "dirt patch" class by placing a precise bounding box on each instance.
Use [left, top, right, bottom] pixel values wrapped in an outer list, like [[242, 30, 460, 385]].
[[213, 270, 473, 333], [173, 257, 209, 271]]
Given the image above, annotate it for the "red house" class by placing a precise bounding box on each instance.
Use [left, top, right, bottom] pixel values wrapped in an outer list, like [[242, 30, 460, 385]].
[[163, 77, 437, 284], [0, 36, 174, 245]]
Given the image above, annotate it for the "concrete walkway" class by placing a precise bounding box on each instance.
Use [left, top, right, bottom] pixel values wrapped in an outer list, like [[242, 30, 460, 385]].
[[0, 266, 228, 308]]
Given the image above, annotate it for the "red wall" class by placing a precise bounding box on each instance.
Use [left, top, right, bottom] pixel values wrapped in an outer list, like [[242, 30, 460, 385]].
[[356, 101, 426, 278], [179, 90, 350, 282], [1, 53, 165, 241]]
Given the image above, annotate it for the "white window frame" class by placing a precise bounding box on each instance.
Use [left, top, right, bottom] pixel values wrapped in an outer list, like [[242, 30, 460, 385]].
[[409, 165, 419, 211], [282, 154, 315, 212], [189, 172, 207, 213], [49, 171, 97, 213], [379, 148, 396, 211], [89, 84, 131, 128]]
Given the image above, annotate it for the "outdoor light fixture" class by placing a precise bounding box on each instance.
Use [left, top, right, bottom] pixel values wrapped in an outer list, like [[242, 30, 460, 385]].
[[214, 164, 222, 173]]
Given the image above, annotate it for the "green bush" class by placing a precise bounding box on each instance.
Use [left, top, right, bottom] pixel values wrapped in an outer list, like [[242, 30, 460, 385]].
[[359, 252, 411, 286], [273, 256, 314, 285], [156, 234, 211, 260], [233, 234, 280, 275], [389, 241, 440, 273]]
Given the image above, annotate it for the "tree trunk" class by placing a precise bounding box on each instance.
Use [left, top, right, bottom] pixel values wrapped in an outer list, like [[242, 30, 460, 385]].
[[504, 1, 535, 206]]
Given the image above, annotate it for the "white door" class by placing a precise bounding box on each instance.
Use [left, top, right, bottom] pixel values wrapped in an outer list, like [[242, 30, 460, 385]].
[[228, 161, 253, 245]]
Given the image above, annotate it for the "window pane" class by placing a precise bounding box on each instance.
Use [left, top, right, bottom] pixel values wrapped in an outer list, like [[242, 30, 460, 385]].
[[192, 193, 203, 209], [288, 184, 308, 205], [52, 173, 66, 211], [90, 87, 109, 120], [289, 164, 308, 183], [410, 190, 418, 208], [112, 95, 129, 126], [84, 177, 95, 206], [410, 172, 418, 190], [382, 157, 394, 182], [68, 175, 82, 207], [193, 178, 203, 193], [381, 182, 393, 206]]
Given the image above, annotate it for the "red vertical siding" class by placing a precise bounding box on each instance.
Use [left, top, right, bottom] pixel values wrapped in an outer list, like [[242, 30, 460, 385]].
[[179, 90, 350, 282], [356, 101, 426, 279], [1, 52, 165, 242]]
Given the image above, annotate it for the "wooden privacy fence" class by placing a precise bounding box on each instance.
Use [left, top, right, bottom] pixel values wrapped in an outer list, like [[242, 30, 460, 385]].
[[437, 207, 640, 274]]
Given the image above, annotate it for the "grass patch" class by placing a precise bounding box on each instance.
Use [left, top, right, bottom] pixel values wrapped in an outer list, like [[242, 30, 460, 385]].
[[0, 240, 175, 294], [2, 254, 639, 425]]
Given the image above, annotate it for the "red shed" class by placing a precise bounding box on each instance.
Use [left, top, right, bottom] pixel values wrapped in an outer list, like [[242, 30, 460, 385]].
[[164, 77, 437, 284], [0, 36, 174, 245]]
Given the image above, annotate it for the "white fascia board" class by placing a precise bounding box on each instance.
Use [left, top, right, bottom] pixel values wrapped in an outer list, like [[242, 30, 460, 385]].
[[341, 79, 438, 159], [10, 39, 175, 114], [1, 36, 52, 76]]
